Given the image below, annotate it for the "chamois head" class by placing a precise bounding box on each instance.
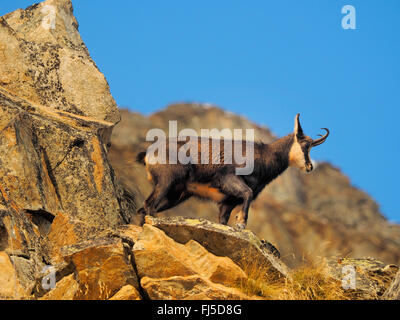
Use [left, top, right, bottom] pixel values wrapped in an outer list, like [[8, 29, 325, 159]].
[[289, 114, 329, 173]]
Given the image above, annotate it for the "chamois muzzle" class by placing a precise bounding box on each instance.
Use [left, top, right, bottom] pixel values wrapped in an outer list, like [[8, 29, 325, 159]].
[[305, 162, 313, 173], [312, 128, 329, 147]]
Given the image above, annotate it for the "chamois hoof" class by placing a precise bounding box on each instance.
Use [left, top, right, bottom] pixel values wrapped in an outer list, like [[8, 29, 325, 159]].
[[136, 208, 146, 226], [235, 223, 246, 230]]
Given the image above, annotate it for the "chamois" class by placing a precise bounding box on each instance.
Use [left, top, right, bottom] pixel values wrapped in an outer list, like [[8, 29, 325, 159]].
[[136, 114, 329, 229]]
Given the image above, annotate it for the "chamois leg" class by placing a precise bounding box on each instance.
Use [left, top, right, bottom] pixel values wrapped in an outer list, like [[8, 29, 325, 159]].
[[236, 191, 253, 230], [140, 163, 191, 218], [136, 189, 156, 225], [137, 187, 190, 225], [218, 202, 236, 225], [154, 185, 192, 213], [136, 207, 146, 226], [219, 175, 253, 230], [143, 180, 173, 216], [137, 190, 154, 221]]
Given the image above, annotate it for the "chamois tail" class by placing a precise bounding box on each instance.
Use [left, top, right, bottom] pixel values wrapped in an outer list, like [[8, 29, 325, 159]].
[[136, 151, 146, 165]]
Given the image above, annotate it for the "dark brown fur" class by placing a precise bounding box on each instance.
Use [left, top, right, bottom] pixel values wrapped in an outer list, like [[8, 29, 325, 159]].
[[136, 115, 329, 229]]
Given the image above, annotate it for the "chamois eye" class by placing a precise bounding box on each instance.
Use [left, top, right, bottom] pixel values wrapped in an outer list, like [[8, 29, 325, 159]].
[[301, 141, 309, 148]]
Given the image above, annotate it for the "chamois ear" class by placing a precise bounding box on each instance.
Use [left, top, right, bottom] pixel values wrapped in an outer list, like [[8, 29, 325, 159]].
[[294, 113, 304, 139]]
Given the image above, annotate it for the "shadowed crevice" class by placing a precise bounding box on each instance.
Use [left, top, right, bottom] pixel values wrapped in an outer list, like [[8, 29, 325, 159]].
[[26, 209, 55, 236]]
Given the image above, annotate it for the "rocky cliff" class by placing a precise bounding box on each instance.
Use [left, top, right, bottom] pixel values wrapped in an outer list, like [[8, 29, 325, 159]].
[[0, 0, 399, 300], [0, 0, 137, 299]]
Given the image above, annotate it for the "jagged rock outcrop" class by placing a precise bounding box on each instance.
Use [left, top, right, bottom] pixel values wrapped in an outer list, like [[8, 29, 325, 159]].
[[0, 88, 134, 227], [145, 216, 288, 278], [40, 237, 140, 300], [133, 223, 258, 300], [133, 224, 248, 284], [0, 0, 135, 226], [37, 217, 276, 300], [0, 0, 137, 299], [1, 0, 120, 126]]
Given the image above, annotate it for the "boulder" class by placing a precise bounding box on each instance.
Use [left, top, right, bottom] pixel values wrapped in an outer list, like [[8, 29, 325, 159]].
[[59, 237, 140, 300], [132, 224, 259, 300], [145, 216, 289, 279], [0, 251, 27, 299], [141, 275, 255, 300], [133, 224, 247, 287], [40, 274, 79, 300], [117, 224, 143, 246], [327, 257, 398, 299], [382, 270, 400, 300], [39, 237, 140, 300], [109, 285, 141, 300], [34, 226, 143, 300], [0, 204, 48, 297]]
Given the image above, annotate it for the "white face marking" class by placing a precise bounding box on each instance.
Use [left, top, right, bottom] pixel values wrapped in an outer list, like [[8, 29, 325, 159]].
[[291, 114, 315, 173], [289, 140, 306, 170], [289, 138, 314, 173]]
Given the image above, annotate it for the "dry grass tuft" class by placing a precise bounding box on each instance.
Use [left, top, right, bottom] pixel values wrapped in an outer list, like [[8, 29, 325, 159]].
[[237, 256, 352, 300]]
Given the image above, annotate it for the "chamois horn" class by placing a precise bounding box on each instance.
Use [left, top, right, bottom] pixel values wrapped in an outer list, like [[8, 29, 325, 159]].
[[312, 128, 330, 147]]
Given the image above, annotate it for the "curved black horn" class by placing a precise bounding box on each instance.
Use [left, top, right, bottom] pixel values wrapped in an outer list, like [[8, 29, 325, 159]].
[[312, 128, 330, 147]]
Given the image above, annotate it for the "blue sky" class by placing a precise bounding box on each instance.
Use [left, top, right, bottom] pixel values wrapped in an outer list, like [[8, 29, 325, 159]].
[[1, 1, 399, 223]]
